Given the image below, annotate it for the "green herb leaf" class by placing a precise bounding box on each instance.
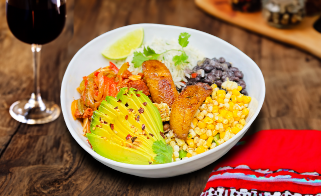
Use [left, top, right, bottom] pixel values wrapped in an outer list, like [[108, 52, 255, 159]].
[[143, 46, 160, 60], [152, 140, 173, 164], [178, 32, 191, 48], [179, 150, 187, 159], [132, 51, 149, 68], [172, 51, 189, 66], [143, 46, 156, 56]]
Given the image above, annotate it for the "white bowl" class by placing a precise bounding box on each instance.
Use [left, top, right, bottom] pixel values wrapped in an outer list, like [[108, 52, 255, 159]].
[[61, 23, 265, 178]]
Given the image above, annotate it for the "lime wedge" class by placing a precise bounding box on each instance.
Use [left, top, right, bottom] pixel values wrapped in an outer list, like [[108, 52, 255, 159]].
[[102, 28, 144, 60]]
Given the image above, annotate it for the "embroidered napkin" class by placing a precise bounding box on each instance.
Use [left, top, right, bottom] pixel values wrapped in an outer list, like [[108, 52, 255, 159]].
[[201, 129, 321, 196]]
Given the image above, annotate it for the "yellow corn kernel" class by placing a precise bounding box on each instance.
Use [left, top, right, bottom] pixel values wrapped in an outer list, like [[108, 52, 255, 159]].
[[211, 84, 217, 89], [207, 124, 215, 130], [231, 127, 241, 134], [186, 153, 192, 158], [236, 124, 243, 130], [192, 118, 198, 127], [212, 130, 219, 136], [205, 97, 213, 103], [222, 119, 228, 125], [217, 98, 224, 104], [200, 134, 208, 140], [226, 111, 233, 119], [232, 89, 240, 96], [242, 108, 249, 116], [217, 90, 226, 95], [223, 124, 229, 129], [219, 109, 228, 118], [212, 105, 219, 113], [217, 114, 223, 123], [237, 95, 243, 103], [186, 139, 195, 147], [196, 146, 206, 154], [233, 110, 238, 118], [238, 102, 244, 106], [228, 102, 235, 111], [239, 119, 246, 125], [203, 116, 213, 124], [237, 86, 242, 91], [212, 91, 217, 98], [207, 136, 214, 147], [226, 127, 232, 133], [234, 117, 240, 121], [231, 95, 237, 103], [220, 131, 226, 139], [198, 121, 206, 129], [218, 93, 225, 99], [243, 96, 252, 104]]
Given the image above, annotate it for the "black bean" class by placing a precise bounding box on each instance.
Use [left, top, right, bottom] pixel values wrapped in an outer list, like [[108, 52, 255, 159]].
[[221, 75, 227, 81], [241, 89, 248, 95], [203, 78, 212, 84], [215, 80, 223, 87], [204, 64, 214, 73], [231, 76, 240, 82], [216, 64, 223, 70], [229, 67, 239, 72], [212, 57, 219, 62], [227, 70, 234, 77], [219, 57, 225, 63], [234, 71, 243, 79], [222, 71, 227, 76], [238, 79, 246, 89], [214, 70, 222, 80], [202, 58, 211, 65], [207, 74, 215, 82], [195, 75, 201, 82]]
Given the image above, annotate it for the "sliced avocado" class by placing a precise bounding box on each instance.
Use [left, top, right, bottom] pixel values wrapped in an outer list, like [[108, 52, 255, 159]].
[[87, 87, 172, 165], [136, 91, 163, 134], [126, 88, 163, 141], [87, 133, 152, 165]]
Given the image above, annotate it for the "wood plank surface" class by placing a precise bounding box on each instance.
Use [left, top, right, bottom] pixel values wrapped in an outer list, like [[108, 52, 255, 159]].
[[195, 0, 321, 59], [0, 0, 321, 195]]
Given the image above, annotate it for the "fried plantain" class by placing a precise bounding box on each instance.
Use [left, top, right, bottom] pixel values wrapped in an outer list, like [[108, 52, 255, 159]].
[[142, 60, 178, 107], [170, 83, 213, 139]]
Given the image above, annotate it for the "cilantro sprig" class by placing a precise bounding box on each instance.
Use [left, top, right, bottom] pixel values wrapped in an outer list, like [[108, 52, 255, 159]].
[[152, 140, 173, 164], [131, 32, 191, 68]]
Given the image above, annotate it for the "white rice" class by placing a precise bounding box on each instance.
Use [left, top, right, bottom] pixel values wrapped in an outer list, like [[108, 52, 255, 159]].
[[115, 38, 204, 88]]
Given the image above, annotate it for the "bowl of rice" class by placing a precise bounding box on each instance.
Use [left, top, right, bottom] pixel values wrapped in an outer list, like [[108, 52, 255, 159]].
[[61, 23, 265, 178]]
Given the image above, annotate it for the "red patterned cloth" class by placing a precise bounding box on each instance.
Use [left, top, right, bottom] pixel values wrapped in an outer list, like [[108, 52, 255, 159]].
[[201, 129, 321, 196]]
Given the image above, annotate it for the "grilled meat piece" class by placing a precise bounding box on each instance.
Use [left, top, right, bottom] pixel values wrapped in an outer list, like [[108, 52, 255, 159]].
[[170, 83, 213, 139], [142, 60, 178, 107]]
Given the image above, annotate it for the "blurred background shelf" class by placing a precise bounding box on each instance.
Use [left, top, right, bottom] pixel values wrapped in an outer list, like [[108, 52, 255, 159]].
[[195, 0, 321, 58]]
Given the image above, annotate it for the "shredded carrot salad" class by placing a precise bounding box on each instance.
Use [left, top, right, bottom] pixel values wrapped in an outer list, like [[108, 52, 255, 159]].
[[71, 62, 150, 135]]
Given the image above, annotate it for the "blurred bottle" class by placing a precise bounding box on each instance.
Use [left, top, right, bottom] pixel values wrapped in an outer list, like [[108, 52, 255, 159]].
[[305, 0, 321, 16], [231, 0, 262, 12], [262, 0, 305, 28]]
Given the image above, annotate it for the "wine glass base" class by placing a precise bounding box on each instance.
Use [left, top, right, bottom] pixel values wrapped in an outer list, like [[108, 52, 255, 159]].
[[9, 99, 61, 124]]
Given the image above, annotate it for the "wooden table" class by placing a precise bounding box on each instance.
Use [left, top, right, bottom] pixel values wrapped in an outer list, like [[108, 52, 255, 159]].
[[0, 0, 321, 195]]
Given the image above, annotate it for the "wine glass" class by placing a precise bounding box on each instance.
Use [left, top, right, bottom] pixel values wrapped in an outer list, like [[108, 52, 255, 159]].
[[6, 0, 66, 124]]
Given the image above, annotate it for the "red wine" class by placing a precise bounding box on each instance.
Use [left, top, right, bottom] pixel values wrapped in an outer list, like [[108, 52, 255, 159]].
[[6, 1, 66, 45]]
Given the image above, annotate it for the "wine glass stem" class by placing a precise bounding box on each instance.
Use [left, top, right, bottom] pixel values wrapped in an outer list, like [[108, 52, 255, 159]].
[[30, 44, 46, 111]]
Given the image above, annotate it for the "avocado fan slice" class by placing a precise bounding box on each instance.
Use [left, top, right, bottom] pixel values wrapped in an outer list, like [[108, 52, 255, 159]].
[[87, 88, 172, 165]]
